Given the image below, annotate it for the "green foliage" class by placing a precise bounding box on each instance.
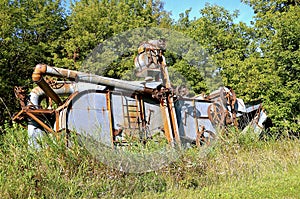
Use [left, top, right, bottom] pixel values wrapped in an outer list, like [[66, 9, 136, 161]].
[[0, 0, 67, 127], [243, 0, 300, 133], [182, 4, 255, 94], [53, 0, 172, 71]]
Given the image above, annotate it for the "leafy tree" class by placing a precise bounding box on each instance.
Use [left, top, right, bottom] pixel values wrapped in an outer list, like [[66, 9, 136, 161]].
[[179, 4, 255, 94], [53, 0, 172, 75], [0, 0, 67, 129], [242, 0, 300, 134]]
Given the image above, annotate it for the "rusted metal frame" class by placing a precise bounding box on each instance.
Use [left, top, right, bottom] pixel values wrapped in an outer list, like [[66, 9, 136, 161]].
[[138, 95, 145, 124], [196, 126, 215, 147], [147, 109, 154, 125], [22, 107, 56, 135], [254, 104, 265, 129], [192, 99, 200, 143], [14, 86, 27, 108], [13, 106, 55, 122], [54, 91, 79, 145], [207, 103, 217, 123], [211, 87, 238, 128], [161, 64, 171, 89], [118, 92, 131, 131], [121, 93, 127, 128], [55, 111, 59, 132], [56, 91, 79, 112], [123, 95, 138, 130], [12, 109, 30, 129], [183, 111, 187, 126], [159, 64, 181, 145], [217, 98, 227, 127], [138, 95, 146, 134], [134, 95, 141, 130], [24, 109, 55, 114], [12, 109, 25, 121], [166, 94, 181, 147], [124, 98, 131, 129], [106, 91, 115, 148], [12, 107, 55, 133], [196, 126, 205, 148], [160, 98, 173, 144], [26, 112, 54, 133], [225, 91, 238, 128]]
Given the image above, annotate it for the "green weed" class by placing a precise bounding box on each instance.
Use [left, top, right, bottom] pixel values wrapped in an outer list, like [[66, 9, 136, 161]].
[[0, 124, 299, 198]]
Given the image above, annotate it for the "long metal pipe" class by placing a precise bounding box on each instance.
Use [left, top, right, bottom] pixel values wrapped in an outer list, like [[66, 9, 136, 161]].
[[76, 74, 153, 94], [32, 64, 62, 105], [41, 64, 155, 94], [45, 66, 81, 79], [29, 82, 106, 107]]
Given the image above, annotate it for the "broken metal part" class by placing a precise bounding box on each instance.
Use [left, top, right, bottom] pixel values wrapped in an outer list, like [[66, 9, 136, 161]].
[[14, 86, 28, 108]]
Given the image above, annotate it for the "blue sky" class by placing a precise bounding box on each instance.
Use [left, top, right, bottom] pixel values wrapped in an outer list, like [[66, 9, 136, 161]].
[[162, 0, 254, 25]]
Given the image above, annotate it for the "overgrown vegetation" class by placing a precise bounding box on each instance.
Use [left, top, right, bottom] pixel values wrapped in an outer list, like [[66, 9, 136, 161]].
[[0, 0, 299, 197], [0, 124, 299, 198]]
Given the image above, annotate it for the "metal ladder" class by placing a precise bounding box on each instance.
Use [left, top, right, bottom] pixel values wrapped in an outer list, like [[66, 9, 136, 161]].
[[123, 96, 141, 131]]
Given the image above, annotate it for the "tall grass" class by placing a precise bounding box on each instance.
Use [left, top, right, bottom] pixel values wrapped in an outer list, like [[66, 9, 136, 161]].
[[0, 123, 299, 198]]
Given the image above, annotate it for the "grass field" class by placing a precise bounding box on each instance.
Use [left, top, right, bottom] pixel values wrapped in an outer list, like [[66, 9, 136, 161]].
[[0, 124, 299, 198]]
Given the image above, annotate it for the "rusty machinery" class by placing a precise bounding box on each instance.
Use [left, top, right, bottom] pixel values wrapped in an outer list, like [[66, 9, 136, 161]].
[[13, 42, 268, 148]]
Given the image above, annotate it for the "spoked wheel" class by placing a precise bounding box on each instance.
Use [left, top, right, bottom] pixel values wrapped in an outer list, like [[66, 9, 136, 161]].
[[207, 102, 226, 127]]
